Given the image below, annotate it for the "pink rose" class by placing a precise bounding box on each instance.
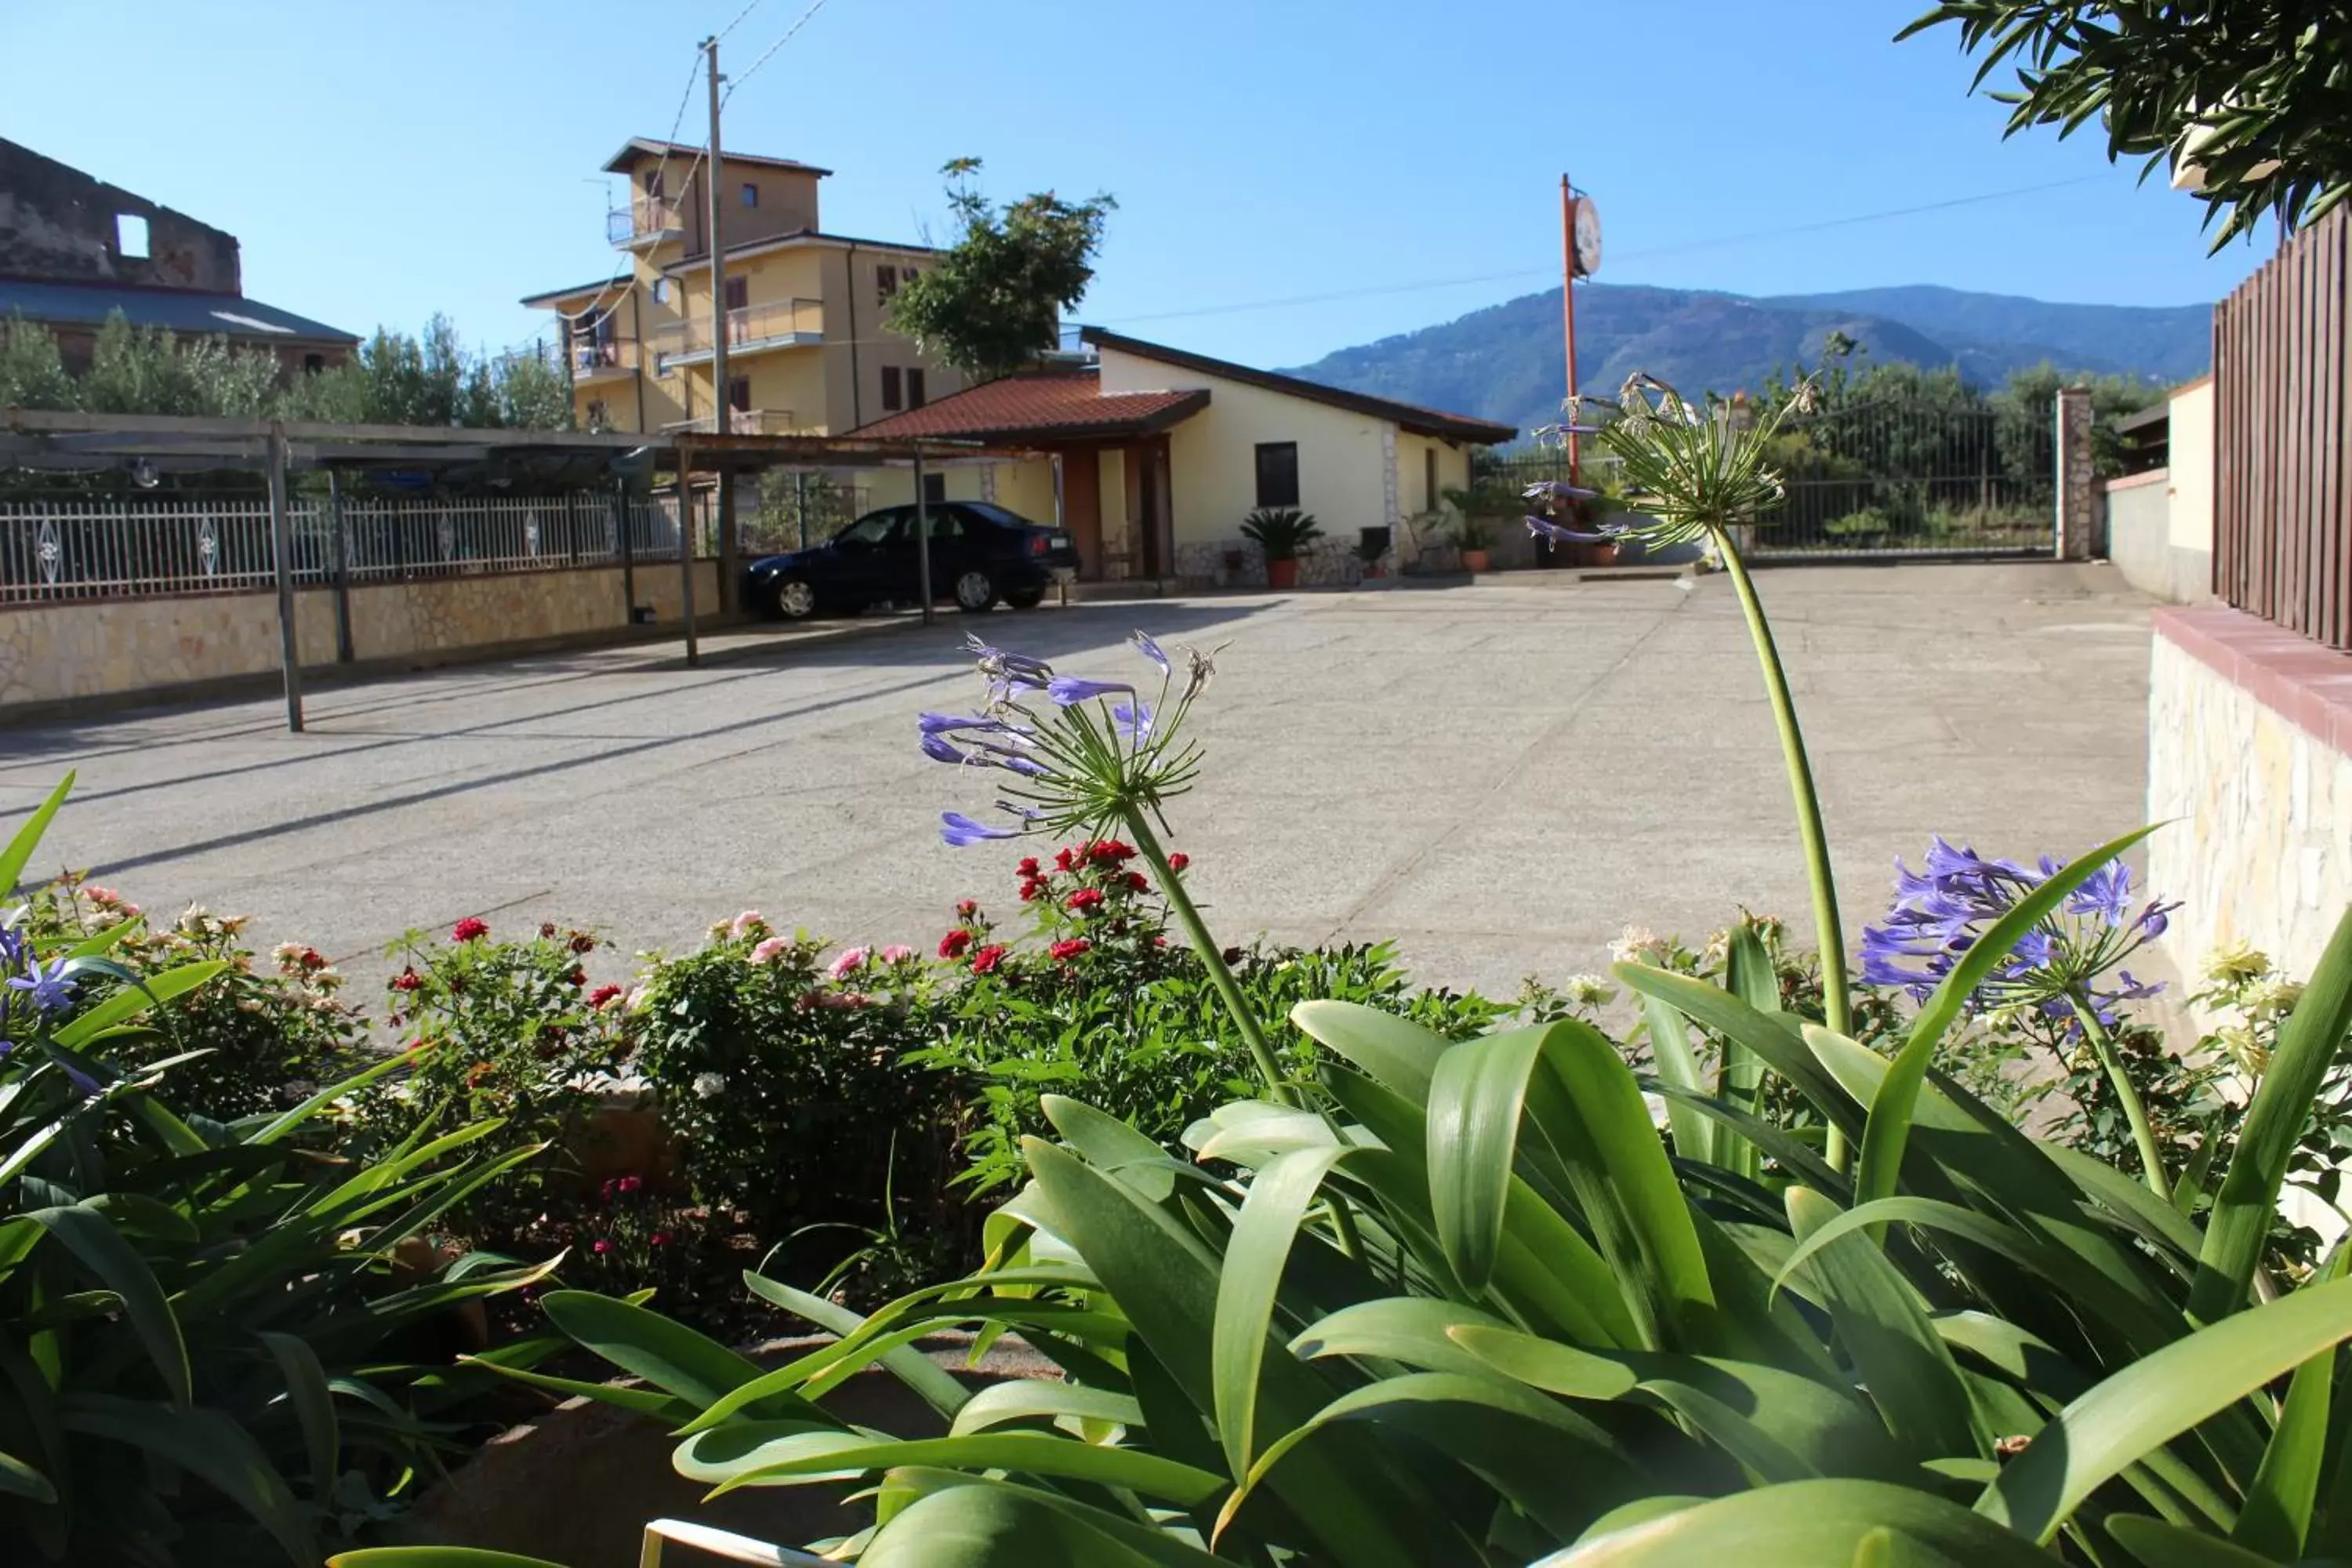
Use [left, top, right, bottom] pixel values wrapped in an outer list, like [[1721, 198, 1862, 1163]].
[[827, 946, 869, 979], [748, 935, 791, 965], [878, 944, 914, 964], [730, 910, 765, 938]]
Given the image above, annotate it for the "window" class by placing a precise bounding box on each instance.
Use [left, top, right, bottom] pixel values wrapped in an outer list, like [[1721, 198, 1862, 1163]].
[[922, 473, 948, 506], [652, 277, 671, 305], [728, 376, 752, 412], [114, 213, 149, 260], [906, 368, 927, 409], [741, 182, 759, 208], [1254, 442, 1301, 509], [302, 352, 325, 375], [1424, 448, 1439, 513], [722, 275, 748, 311], [880, 366, 903, 412], [877, 264, 898, 306]]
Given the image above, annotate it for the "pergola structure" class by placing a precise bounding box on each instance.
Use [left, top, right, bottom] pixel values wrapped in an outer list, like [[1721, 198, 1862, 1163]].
[[1, 408, 1003, 731]]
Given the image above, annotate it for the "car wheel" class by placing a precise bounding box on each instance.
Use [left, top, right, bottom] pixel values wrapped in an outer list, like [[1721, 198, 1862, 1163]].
[[773, 577, 820, 621], [953, 570, 998, 613], [1004, 589, 1046, 610]]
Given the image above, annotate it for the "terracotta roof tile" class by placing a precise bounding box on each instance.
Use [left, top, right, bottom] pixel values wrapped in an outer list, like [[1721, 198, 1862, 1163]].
[[850, 369, 1208, 441]]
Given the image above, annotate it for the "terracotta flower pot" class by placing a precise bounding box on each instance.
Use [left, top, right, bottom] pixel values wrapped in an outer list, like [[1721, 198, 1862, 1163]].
[[1460, 548, 1490, 574], [1265, 557, 1300, 590]]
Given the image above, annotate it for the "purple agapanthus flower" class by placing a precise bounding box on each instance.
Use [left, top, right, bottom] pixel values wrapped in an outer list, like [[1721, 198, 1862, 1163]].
[[939, 811, 1027, 847], [1111, 701, 1153, 746], [1526, 515, 1628, 544], [1130, 631, 1171, 675], [9, 956, 74, 1014], [1860, 839, 2180, 1027], [1047, 676, 1136, 707]]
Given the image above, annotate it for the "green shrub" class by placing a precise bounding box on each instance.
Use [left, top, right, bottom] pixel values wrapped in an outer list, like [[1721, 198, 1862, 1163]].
[[1, 779, 553, 1567]]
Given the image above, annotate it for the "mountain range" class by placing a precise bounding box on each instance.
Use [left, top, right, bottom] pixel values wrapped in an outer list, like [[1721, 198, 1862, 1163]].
[[1284, 283, 2212, 441]]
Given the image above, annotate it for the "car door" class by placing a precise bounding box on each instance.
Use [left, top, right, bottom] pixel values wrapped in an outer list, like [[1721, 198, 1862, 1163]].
[[829, 508, 906, 603], [921, 506, 974, 600]]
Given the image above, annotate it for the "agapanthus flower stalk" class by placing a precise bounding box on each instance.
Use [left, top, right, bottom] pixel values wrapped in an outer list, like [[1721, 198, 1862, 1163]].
[[920, 630, 1292, 1102], [1557, 374, 1857, 1167]]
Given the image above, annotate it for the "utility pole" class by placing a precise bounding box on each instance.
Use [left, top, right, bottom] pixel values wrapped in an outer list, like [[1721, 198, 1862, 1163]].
[[1559, 173, 1581, 486], [704, 34, 740, 612]]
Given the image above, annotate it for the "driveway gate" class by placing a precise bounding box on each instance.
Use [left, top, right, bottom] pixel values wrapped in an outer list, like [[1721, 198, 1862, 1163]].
[[1751, 397, 2055, 557]]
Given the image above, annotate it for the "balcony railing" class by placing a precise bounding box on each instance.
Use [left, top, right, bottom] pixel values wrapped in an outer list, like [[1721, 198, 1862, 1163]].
[[569, 338, 639, 379], [608, 197, 685, 247], [653, 299, 822, 364], [662, 408, 800, 436]]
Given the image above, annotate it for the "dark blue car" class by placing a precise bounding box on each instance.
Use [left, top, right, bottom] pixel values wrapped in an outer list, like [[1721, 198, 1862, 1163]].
[[747, 502, 1080, 619]]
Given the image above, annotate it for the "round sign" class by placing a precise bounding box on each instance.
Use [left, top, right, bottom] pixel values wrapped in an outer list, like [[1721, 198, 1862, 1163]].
[[1572, 196, 1602, 279]]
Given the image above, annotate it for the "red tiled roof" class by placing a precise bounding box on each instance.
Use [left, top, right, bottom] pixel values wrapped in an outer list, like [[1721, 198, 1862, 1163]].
[[850, 368, 1209, 442]]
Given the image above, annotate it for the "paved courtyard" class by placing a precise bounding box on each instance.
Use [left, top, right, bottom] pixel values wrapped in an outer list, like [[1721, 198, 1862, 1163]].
[[4, 562, 2161, 1003]]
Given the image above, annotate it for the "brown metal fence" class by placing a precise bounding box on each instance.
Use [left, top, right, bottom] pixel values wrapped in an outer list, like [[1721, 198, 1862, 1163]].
[[2215, 204, 2352, 649]]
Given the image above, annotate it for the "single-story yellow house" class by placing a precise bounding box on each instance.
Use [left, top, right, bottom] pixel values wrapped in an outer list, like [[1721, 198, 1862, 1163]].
[[851, 328, 1515, 583]]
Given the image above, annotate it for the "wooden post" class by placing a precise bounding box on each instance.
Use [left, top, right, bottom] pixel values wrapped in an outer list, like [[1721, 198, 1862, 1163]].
[[1051, 452, 1069, 607], [267, 423, 304, 731], [913, 448, 935, 626], [677, 445, 701, 666], [327, 467, 354, 663]]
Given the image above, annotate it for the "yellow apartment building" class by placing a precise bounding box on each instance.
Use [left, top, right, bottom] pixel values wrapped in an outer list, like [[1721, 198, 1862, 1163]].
[[521, 137, 967, 437]]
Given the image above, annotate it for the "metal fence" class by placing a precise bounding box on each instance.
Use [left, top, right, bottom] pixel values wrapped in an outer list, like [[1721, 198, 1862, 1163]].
[[2215, 202, 2351, 650], [1754, 400, 2053, 556], [0, 492, 693, 605]]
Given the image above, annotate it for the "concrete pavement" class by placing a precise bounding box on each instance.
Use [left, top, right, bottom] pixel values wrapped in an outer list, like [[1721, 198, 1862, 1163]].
[[2, 562, 2161, 1003]]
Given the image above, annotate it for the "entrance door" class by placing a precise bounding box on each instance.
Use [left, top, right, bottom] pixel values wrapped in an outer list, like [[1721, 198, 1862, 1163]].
[[1059, 452, 1104, 579]]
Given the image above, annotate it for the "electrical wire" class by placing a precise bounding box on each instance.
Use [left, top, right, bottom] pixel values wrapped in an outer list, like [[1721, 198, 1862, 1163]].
[[554, 52, 713, 331], [721, 0, 835, 107], [1097, 174, 2111, 328], [711, 0, 770, 42]]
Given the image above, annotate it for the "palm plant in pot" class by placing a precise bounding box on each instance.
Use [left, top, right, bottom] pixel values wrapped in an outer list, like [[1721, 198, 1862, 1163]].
[[1450, 510, 1497, 572], [1240, 508, 1322, 590]]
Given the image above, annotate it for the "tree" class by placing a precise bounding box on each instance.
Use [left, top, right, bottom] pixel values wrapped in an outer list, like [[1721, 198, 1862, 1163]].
[[884, 158, 1115, 381], [1900, 1, 2352, 246]]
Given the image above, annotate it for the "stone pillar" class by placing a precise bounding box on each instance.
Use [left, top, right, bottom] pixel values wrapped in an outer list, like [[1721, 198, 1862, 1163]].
[[2055, 384, 2096, 561]]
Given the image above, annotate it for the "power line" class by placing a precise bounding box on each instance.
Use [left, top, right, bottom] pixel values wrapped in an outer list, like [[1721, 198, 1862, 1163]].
[[722, 0, 836, 107], [555, 52, 713, 331], [1098, 174, 2111, 328], [712, 0, 771, 42]]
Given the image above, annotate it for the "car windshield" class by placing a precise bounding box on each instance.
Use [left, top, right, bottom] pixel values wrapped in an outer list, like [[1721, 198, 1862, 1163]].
[[837, 512, 900, 545], [958, 503, 1039, 531]]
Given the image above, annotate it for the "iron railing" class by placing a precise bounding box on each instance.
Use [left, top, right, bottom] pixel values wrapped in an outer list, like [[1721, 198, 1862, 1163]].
[[0, 493, 695, 605], [655, 299, 822, 361], [609, 198, 685, 246], [570, 338, 640, 378], [1752, 401, 2054, 555], [662, 408, 799, 436]]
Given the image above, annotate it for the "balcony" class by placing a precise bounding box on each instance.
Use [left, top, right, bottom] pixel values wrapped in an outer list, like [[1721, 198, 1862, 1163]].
[[569, 338, 639, 381], [608, 198, 685, 248], [662, 408, 801, 437], [653, 299, 822, 368]]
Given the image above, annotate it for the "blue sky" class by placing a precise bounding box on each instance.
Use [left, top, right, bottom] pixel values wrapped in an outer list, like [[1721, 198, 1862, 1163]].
[[2, 0, 2273, 369]]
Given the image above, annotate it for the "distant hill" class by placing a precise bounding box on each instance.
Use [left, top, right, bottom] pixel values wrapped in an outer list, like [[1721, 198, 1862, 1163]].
[[1284, 282, 2212, 442]]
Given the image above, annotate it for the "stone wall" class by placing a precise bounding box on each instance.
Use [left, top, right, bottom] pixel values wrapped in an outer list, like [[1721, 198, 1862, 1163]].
[[0, 136, 241, 291], [2147, 605, 2352, 993], [0, 560, 720, 714]]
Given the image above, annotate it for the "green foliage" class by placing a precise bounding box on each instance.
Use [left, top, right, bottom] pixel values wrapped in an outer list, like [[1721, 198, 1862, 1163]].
[[1238, 508, 1323, 560], [0, 310, 571, 430], [1900, 0, 2352, 246], [884, 160, 1115, 381], [0, 779, 553, 1566]]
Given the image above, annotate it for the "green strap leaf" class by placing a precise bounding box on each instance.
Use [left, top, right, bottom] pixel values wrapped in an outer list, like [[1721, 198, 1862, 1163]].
[[0, 1445, 56, 1505], [861, 1472, 1229, 1568], [31, 1203, 190, 1406], [2193, 907, 2352, 1321], [1856, 826, 2158, 1209], [1537, 1476, 2048, 1564], [258, 1330, 340, 1507], [1642, 994, 1717, 1168], [1212, 1144, 1353, 1483], [1426, 1028, 1545, 1294], [949, 1379, 1143, 1437], [0, 774, 72, 898], [1980, 1273, 2352, 1543], [50, 960, 227, 1050], [1290, 1000, 1452, 1100], [539, 1290, 772, 1412], [741, 1270, 972, 1420], [1612, 964, 1859, 1133], [60, 1392, 316, 1566], [328, 1551, 577, 1568], [452, 1354, 699, 1423], [2103, 1514, 2283, 1567], [705, 1431, 1228, 1505]]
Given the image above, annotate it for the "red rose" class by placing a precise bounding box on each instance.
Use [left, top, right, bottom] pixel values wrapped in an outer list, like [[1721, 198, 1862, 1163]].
[[588, 983, 624, 1010], [539, 923, 559, 940], [1016, 857, 1040, 878], [569, 932, 597, 954], [1088, 840, 1135, 864], [566, 967, 586, 987], [1153, 935, 1169, 947], [1049, 938, 1091, 962], [956, 898, 978, 917], [1019, 879, 1045, 902], [938, 930, 973, 959], [601, 1178, 618, 1201], [1054, 848, 1076, 872], [970, 944, 1008, 975], [452, 917, 489, 942], [1123, 872, 1149, 893], [1221, 947, 1245, 965], [299, 947, 327, 971], [618, 1174, 643, 1194], [1066, 888, 1105, 914], [1167, 851, 1190, 872], [592, 1238, 613, 1255], [390, 968, 423, 993], [649, 1232, 671, 1248]]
